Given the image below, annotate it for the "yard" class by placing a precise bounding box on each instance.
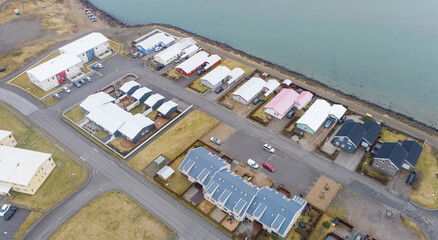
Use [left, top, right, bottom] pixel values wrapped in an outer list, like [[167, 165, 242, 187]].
[[250, 95, 274, 125], [410, 144, 438, 208], [110, 136, 135, 155], [306, 214, 335, 240], [50, 191, 177, 240], [65, 105, 85, 124], [128, 110, 220, 173], [197, 199, 216, 215], [166, 154, 194, 195], [163, 68, 182, 81], [8, 71, 65, 99], [219, 58, 254, 74], [129, 104, 144, 115], [356, 153, 389, 185], [188, 77, 210, 93], [379, 128, 408, 142]]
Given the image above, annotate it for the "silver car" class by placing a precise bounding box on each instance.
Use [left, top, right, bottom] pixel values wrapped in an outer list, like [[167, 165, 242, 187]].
[[247, 159, 259, 169], [210, 137, 222, 145], [263, 144, 276, 153]]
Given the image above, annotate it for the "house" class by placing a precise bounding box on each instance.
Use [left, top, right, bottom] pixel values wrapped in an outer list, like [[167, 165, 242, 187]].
[[227, 68, 245, 85], [204, 169, 259, 222], [373, 142, 408, 176], [27, 54, 84, 91], [282, 79, 292, 87], [246, 188, 307, 238], [328, 104, 347, 121], [293, 91, 313, 110], [87, 102, 132, 135], [131, 87, 152, 103], [136, 32, 175, 54], [264, 89, 299, 119], [200, 66, 231, 89], [120, 81, 140, 95], [361, 121, 382, 147], [401, 140, 423, 170], [203, 54, 222, 70], [232, 77, 266, 105], [154, 38, 198, 65], [263, 79, 280, 97], [175, 51, 209, 77], [117, 114, 155, 143], [179, 147, 230, 188], [0, 146, 56, 195], [59, 32, 111, 63], [157, 166, 175, 181], [157, 100, 178, 118], [296, 99, 332, 134], [333, 120, 367, 153], [80, 92, 115, 114], [145, 93, 165, 110], [0, 130, 17, 147]]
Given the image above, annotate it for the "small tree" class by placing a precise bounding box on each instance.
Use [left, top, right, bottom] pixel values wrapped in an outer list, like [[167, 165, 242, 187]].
[[322, 221, 331, 229]]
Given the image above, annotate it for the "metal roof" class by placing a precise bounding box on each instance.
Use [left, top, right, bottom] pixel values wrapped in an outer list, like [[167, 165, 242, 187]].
[[118, 114, 154, 140], [87, 103, 132, 134], [59, 32, 109, 56], [232, 77, 266, 102], [0, 130, 12, 141], [120, 81, 140, 94], [157, 166, 175, 180], [145, 94, 165, 107], [264, 89, 299, 116], [227, 68, 245, 85], [263, 79, 280, 97], [136, 32, 175, 51], [201, 66, 231, 87], [204, 54, 222, 69], [296, 99, 332, 132], [402, 140, 423, 167], [335, 120, 366, 147], [362, 121, 382, 144], [155, 38, 197, 62], [80, 92, 115, 113], [329, 104, 347, 120], [375, 142, 408, 169], [294, 91, 313, 110], [131, 87, 152, 100], [157, 100, 178, 115], [176, 51, 209, 73], [27, 54, 82, 82]]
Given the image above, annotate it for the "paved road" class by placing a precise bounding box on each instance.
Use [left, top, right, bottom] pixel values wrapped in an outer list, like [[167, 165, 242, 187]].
[[0, 53, 436, 240]]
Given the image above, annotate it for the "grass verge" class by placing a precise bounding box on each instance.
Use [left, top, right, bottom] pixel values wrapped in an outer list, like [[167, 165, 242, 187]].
[[380, 128, 408, 142], [188, 77, 210, 93], [400, 216, 426, 240], [163, 68, 182, 81], [219, 58, 254, 74], [65, 105, 85, 124], [14, 211, 43, 240], [50, 191, 177, 240], [42, 96, 59, 107]]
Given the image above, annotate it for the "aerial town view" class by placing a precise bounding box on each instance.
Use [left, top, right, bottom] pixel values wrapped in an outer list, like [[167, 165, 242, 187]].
[[1, 0, 438, 240]]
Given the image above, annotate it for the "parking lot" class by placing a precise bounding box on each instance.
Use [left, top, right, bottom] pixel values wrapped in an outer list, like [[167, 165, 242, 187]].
[[0, 199, 31, 240]]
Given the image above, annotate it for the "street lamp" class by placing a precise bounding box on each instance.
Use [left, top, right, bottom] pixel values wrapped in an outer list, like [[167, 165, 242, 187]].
[[72, 173, 78, 185], [425, 194, 435, 205], [4, 232, 12, 240]]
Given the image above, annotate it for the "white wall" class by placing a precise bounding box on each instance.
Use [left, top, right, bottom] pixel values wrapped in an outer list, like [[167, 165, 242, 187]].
[[264, 108, 285, 120]]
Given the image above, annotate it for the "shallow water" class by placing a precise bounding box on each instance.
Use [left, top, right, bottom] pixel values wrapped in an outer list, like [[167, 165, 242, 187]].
[[89, 0, 438, 127]]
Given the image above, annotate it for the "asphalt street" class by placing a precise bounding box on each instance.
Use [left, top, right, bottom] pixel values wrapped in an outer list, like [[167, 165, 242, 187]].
[[0, 53, 436, 240]]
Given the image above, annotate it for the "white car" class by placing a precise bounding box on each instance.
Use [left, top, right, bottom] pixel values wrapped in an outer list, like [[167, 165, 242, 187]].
[[210, 137, 221, 145], [247, 159, 259, 169], [263, 144, 276, 153], [0, 203, 11, 217], [155, 46, 162, 52]]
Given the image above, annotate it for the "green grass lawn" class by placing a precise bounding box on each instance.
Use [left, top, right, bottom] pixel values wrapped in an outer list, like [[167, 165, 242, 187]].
[[188, 77, 210, 93], [130, 104, 144, 115], [8, 72, 65, 99], [65, 105, 85, 124], [147, 109, 158, 119], [50, 191, 177, 240], [128, 110, 220, 173], [380, 128, 408, 142], [95, 130, 108, 140], [219, 58, 254, 74], [306, 214, 335, 240], [111, 136, 134, 154]]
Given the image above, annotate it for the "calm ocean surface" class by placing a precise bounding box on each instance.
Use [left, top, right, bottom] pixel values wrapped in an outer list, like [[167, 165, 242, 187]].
[[90, 0, 438, 127]]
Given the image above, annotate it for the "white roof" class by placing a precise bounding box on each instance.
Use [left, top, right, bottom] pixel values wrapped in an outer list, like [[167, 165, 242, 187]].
[[204, 54, 222, 69], [118, 114, 154, 139], [157, 166, 175, 179], [157, 100, 178, 115], [80, 92, 115, 113], [131, 87, 152, 100], [233, 77, 266, 101], [296, 99, 332, 132], [27, 54, 82, 81], [87, 103, 131, 134], [145, 94, 165, 107], [120, 81, 140, 93], [136, 32, 175, 51], [155, 38, 197, 62], [0, 183, 11, 194], [283, 79, 292, 86], [59, 32, 108, 55], [227, 68, 245, 85], [0, 130, 12, 141], [263, 79, 281, 97], [180, 44, 199, 58], [0, 146, 52, 186], [329, 104, 347, 119], [201, 66, 231, 87], [176, 51, 209, 73]]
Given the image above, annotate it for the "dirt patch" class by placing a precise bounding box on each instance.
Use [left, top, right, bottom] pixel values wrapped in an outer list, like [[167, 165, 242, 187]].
[[120, 139, 133, 148], [200, 123, 235, 143], [299, 123, 336, 151], [305, 175, 342, 211], [209, 207, 226, 223], [197, 199, 215, 215]]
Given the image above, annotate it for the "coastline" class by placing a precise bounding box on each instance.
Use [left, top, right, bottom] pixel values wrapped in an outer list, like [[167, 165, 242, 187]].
[[82, 0, 438, 137]]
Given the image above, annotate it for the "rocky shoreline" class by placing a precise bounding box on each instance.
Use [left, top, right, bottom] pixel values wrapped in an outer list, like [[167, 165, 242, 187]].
[[81, 0, 438, 137]]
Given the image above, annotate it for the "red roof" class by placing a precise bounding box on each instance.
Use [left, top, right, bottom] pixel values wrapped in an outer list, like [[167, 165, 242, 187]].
[[264, 89, 299, 116]]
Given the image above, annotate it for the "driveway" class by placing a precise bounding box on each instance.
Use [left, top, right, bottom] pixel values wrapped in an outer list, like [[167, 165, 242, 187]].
[[334, 150, 365, 172]]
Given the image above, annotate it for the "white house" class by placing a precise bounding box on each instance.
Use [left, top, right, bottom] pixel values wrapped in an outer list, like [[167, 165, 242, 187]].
[[328, 104, 347, 121], [296, 99, 332, 134], [263, 79, 280, 97], [232, 77, 266, 105], [227, 68, 245, 85], [80, 92, 115, 114], [59, 32, 111, 63], [136, 32, 175, 54], [154, 38, 198, 65], [200, 66, 231, 89], [203, 54, 222, 70], [27, 54, 84, 91]]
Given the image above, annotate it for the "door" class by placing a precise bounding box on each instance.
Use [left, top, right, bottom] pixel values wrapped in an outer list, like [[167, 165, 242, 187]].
[[56, 71, 66, 84], [86, 48, 95, 61]]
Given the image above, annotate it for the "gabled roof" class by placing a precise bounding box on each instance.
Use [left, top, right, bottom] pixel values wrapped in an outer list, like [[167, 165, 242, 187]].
[[263, 79, 280, 97], [264, 89, 299, 116], [227, 68, 245, 85], [136, 32, 175, 51], [362, 121, 382, 144], [120, 81, 140, 94], [80, 92, 115, 113], [145, 94, 165, 107], [335, 120, 366, 147], [180, 45, 199, 59], [59, 32, 108, 55], [294, 91, 313, 110], [118, 114, 154, 140], [296, 99, 332, 132], [402, 140, 423, 167], [176, 51, 209, 73], [155, 38, 196, 62], [87, 103, 132, 134], [375, 142, 408, 169], [157, 166, 174, 180], [157, 100, 178, 115], [204, 54, 222, 69], [131, 87, 152, 100], [329, 104, 347, 120], [232, 77, 266, 101], [201, 66, 231, 87], [27, 54, 82, 81]]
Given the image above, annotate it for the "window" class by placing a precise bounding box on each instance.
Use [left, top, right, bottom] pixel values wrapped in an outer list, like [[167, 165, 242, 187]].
[[24, 189, 28, 192], [379, 160, 385, 163]]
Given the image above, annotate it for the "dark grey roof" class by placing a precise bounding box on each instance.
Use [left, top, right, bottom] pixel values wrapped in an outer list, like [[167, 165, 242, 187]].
[[362, 121, 382, 144], [335, 120, 366, 147], [375, 142, 408, 169], [402, 140, 423, 167]]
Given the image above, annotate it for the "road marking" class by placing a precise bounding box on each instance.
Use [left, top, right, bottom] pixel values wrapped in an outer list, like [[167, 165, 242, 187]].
[[93, 148, 99, 153], [80, 156, 87, 161]]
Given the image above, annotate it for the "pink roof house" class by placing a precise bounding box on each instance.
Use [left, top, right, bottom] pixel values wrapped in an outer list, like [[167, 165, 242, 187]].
[[294, 91, 313, 110], [264, 89, 299, 119]]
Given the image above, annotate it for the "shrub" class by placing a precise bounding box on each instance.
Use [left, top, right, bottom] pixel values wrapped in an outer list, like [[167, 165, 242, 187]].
[[323, 221, 331, 229]]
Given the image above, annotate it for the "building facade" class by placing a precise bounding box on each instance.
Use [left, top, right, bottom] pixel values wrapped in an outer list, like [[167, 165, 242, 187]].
[[59, 32, 111, 63], [0, 130, 17, 147]]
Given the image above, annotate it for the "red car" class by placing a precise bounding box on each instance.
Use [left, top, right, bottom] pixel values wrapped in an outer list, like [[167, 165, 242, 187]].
[[262, 162, 275, 172]]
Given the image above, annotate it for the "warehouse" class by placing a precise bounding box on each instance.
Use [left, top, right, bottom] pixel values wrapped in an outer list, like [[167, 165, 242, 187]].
[[154, 38, 198, 65], [232, 77, 266, 105], [157, 100, 178, 118], [175, 51, 209, 77], [118, 114, 155, 143], [59, 32, 111, 63], [264, 89, 299, 119], [200, 66, 231, 89], [296, 99, 332, 134], [27, 54, 84, 91], [136, 32, 175, 54]]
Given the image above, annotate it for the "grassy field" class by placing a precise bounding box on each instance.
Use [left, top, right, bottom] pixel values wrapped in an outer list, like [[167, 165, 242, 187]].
[[306, 214, 335, 240], [400, 216, 426, 240], [128, 110, 220, 173], [410, 144, 438, 208], [50, 191, 177, 240], [166, 154, 194, 195], [65, 105, 85, 124], [130, 104, 144, 115], [188, 77, 210, 93], [219, 58, 254, 74], [380, 128, 408, 142]]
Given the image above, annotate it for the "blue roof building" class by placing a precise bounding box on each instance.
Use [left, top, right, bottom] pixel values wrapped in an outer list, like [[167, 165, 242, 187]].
[[334, 120, 367, 153], [373, 142, 408, 176], [402, 140, 423, 169], [362, 121, 382, 147]]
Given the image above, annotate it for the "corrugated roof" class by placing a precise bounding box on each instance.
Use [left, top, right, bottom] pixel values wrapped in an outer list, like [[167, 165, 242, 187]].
[[201, 66, 231, 87], [118, 114, 154, 140], [59, 32, 108, 56], [227, 68, 245, 85], [402, 140, 423, 167], [157, 100, 178, 115], [263, 79, 280, 97], [155, 38, 196, 62], [87, 103, 131, 134], [157, 166, 175, 180], [120, 81, 140, 94], [27, 54, 82, 81], [176, 51, 209, 73], [204, 54, 222, 69], [264, 89, 299, 116], [375, 142, 408, 169], [335, 120, 366, 147], [362, 121, 382, 144], [294, 91, 313, 110], [296, 99, 332, 132], [232, 77, 266, 102]]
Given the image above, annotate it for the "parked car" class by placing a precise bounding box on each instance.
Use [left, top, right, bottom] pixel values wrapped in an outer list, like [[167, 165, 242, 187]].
[[73, 81, 82, 88], [92, 63, 103, 70], [262, 162, 275, 172], [406, 169, 416, 185], [196, 69, 205, 75], [155, 46, 162, 52], [88, 14, 94, 18], [174, 57, 182, 64], [79, 79, 87, 85], [84, 9, 89, 14], [3, 206, 17, 220], [0, 66, 6, 72], [62, 86, 71, 93], [138, 52, 145, 58], [324, 118, 333, 128], [84, 76, 92, 82], [132, 52, 140, 58], [263, 144, 276, 153], [210, 137, 222, 145], [253, 98, 262, 105], [247, 159, 259, 169], [155, 64, 165, 71], [354, 234, 363, 240], [0, 204, 11, 217], [287, 110, 296, 119], [215, 87, 224, 94], [91, 17, 97, 22], [53, 93, 61, 99]]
